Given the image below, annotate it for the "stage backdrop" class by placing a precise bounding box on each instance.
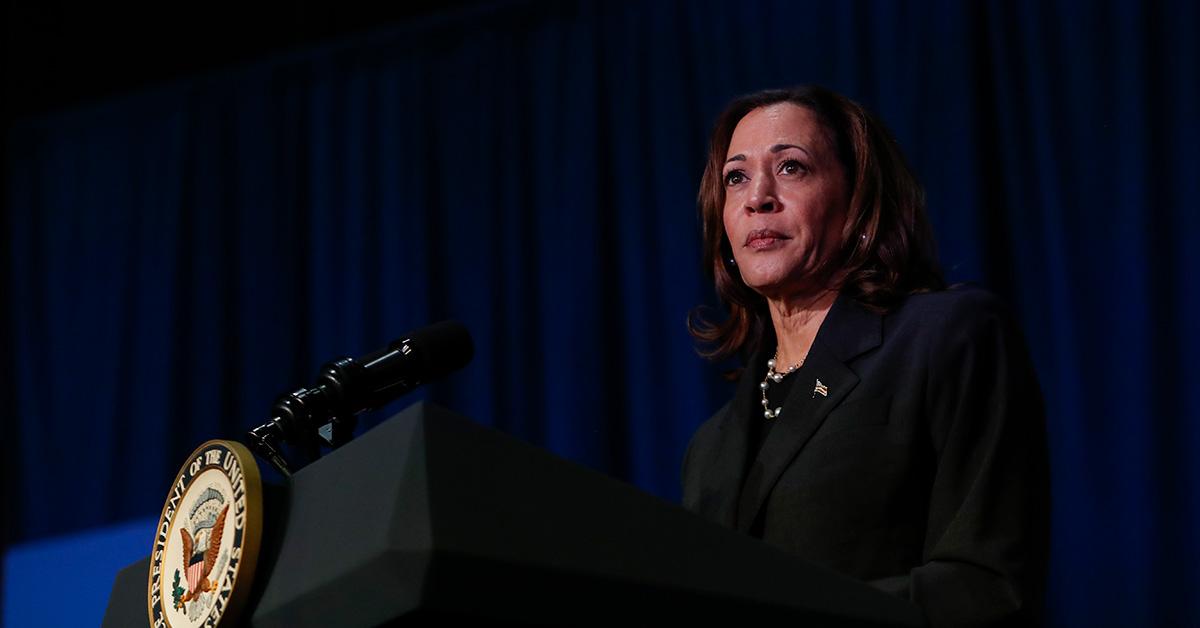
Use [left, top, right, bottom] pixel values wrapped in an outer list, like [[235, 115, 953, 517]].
[[5, 0, 1198, 626]]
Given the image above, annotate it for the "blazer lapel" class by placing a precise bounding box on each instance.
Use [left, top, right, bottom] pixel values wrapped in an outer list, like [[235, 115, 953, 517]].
[[735, 295, 883, 533], [701, 348, 765, 529]]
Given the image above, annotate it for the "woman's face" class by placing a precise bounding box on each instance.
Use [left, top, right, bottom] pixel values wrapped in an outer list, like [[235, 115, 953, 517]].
[[721, 103, 849, 300]]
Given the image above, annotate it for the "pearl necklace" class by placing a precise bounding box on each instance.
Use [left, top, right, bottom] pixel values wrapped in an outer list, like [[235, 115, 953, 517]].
[[760, 352, 804, 419]]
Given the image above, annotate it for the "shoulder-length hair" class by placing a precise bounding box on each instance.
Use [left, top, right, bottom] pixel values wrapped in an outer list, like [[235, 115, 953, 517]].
[[689, 86, 945, 361]]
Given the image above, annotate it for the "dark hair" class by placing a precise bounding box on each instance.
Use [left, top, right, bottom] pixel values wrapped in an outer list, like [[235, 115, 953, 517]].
[[689, 85, 945, 361]]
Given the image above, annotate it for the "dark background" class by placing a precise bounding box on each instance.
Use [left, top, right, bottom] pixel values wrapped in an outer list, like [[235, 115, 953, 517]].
[[4, 0, 484, 121], [5, 1, 1199, 626]]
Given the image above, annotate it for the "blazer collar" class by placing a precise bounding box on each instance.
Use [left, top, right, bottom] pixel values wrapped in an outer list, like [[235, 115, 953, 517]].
[[711, 292, 884, 533]]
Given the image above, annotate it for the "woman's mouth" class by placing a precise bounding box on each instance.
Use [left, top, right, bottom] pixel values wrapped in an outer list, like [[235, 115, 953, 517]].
[[744, 229, 790, 249]]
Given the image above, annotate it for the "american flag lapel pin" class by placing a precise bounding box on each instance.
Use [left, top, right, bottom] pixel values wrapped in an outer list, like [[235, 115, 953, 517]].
[[813, 379, 829, 398]]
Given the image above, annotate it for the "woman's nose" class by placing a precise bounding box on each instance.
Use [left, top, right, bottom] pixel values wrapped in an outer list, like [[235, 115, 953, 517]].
[[746, 175, 778, 213]]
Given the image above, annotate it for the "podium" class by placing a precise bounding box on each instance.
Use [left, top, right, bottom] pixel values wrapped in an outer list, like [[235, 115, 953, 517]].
[[103, 402, 925, 627]]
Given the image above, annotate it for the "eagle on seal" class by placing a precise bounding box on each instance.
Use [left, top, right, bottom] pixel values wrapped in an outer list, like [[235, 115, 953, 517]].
[[176, 503, 229, 609]]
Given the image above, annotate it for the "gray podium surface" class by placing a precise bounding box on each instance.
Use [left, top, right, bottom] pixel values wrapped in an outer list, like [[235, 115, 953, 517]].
[[104, 402, 925, 627]]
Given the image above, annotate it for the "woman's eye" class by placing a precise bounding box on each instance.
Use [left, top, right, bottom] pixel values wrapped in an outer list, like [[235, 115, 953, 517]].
[[780, 159, 806, 175], [724, 170, 746, 186]]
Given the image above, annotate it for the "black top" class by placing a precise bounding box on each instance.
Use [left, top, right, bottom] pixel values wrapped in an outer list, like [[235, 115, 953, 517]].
[[747, 358, 803, 540], [682, 287, 1050, 628], [743, 355, 801, 512]]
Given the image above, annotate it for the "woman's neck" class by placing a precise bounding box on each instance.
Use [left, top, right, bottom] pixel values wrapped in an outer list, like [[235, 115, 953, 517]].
[[767, 290, 838, 368]]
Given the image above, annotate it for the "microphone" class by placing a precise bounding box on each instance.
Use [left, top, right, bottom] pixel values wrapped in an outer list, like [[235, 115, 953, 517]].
[[246, 320, 474, 476]]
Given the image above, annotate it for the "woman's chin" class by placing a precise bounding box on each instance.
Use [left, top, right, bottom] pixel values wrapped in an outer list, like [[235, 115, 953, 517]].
[[740, 273, 825, 302]]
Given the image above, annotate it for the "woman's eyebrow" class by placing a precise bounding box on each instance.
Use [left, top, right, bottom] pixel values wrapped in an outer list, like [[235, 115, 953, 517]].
[[724, 144, 812, 165], [771, 143, 811, 158]]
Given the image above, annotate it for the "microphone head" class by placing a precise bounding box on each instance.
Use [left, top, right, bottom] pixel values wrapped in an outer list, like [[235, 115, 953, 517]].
[[403, 319, 475, 379]]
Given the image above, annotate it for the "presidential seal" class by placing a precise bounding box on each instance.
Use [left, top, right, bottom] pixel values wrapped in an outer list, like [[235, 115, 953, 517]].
[[147, 440, 263, 628]]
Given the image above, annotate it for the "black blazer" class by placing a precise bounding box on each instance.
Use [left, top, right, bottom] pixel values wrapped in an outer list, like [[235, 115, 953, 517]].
[[682, 287, 1049, 627]]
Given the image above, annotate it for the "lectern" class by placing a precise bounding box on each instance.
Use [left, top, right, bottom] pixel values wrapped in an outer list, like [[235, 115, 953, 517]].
[[103, 402, 925, 627]]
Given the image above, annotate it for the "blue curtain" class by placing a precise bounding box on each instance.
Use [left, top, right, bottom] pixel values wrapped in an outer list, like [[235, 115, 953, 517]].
[[5, 0, 1198, 625]]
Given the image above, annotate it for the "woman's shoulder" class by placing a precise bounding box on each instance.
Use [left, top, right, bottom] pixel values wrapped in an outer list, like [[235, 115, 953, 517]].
[[681, 398, 733, 491], [889, 284, 1018, 332], [881, 284, 1026, 356], [690, 398, 732, 443]]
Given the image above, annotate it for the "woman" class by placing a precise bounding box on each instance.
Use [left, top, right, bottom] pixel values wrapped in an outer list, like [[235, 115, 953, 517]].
[[681, 86, 1049, 627]]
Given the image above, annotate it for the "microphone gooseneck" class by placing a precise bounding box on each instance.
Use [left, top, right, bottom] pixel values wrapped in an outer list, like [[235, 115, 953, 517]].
[[246, 320, 474, 477]]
